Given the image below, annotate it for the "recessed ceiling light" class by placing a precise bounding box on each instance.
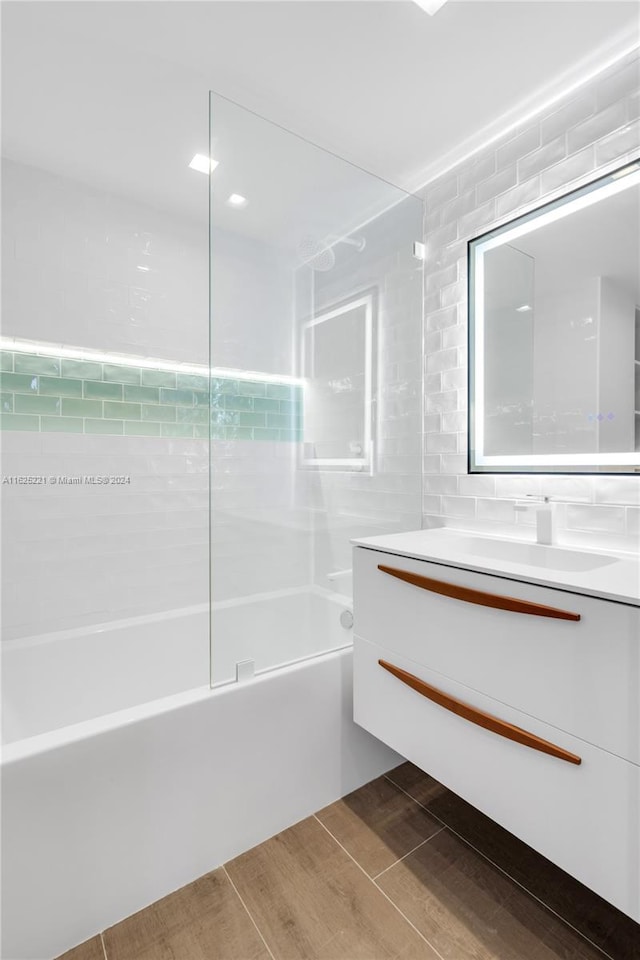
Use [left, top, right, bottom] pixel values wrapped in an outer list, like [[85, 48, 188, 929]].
[[413, 0, 449, 15], [516, 304, 532, 312], [189, 154, 219, 175], [227, 193, 248, 208]]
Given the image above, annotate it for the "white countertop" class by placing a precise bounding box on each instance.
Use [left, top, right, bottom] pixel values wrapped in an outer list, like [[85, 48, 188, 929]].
[[352, 528, 640, 607]]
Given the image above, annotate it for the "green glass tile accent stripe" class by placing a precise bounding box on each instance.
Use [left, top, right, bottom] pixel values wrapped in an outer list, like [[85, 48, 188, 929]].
[[141, 403, 176, 422], [0, 413, 39, 431], [238, 380, 266, 397], [41, 416, 84, 433], [142, 369, 176, 388], [85, 419, 124, 435], [125, 421, 162, 437], [177, 406, 208, 425], [252, 427, 280, 441], [228, 426, 255, 440], [161, 387, 196, 405], [239, 412, 266, 428], [103, 364, 140, 385], [224, 394, 253, 411], [40, 376, 83, 398], [85, 381, 123, 400], [267, 383, 296, 399], [14, 353, 61, 376], [267, 412, 293, 429], [61, 398, 103, 417], [161, 422, 194, 438], [255, 397, 281, 413], [124, 384, 160, 403], [212, 410, 238, 426], [0, 372, 39, 393], [177, 373, 208, 391], [15, 394, 61, 415], [62, 359, 103, 381], [0, 349, 303, 439], [104, 401, 141, 420]]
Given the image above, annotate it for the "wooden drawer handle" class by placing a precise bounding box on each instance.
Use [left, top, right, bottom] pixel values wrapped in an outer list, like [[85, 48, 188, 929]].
[[378, 564, 580, 621], [379, 659, 582, 765]]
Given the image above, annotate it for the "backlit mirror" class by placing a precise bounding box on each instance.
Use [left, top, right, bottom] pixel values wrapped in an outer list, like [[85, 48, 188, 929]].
[[301, 292, 375, 470], [468, 158, 640, 474]]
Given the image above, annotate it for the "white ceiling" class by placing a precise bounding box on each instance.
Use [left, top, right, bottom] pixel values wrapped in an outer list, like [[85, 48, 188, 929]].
[[2, 1, 639, 229]]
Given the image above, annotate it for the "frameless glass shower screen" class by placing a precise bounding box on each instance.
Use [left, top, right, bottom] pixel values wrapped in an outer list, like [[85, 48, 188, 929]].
[[209, 92, 424, 685]]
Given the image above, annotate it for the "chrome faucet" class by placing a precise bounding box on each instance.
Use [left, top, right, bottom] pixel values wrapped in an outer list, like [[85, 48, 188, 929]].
[[514, 496, 556, 545]]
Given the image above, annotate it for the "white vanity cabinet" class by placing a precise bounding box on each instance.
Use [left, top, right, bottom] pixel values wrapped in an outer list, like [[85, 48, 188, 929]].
[[352, 542, 640, 923]]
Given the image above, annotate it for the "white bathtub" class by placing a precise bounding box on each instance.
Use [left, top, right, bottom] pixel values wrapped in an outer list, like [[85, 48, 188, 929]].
[[1, 588, 399, 959], [2, 586, 353, 745]]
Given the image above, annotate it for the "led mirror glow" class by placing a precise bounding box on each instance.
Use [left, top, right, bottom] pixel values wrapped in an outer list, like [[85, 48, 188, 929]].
[[468, 159, 640, 474], [301, 294, 374, 471]]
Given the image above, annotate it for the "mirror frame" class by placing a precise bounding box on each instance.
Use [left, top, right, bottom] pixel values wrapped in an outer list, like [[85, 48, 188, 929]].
[[467, 156, 640, 475], [299, 290, 376, 471]]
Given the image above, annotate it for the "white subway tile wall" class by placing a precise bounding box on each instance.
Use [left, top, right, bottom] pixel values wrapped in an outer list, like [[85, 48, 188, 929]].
[[298, 200, 424, 586], [3, 51, 640, 643], [1, 159, 296, 640], [419, 50, 640, 551], [1, 157, 424, 642], [0, 430, 210, 638], [1, 161, 208, 363]]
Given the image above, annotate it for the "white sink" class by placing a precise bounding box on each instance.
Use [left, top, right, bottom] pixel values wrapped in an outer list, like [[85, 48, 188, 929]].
[[457, 536, 620, 572], [354, 527, 639, 605]]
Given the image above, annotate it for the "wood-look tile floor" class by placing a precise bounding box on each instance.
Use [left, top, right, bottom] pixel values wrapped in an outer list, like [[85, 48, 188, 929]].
[[58, 763, 640, 960]]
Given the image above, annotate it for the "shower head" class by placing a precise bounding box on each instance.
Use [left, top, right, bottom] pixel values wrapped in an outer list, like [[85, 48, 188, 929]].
[[297, 232, 367, 272], [297, 236, 336, 272]]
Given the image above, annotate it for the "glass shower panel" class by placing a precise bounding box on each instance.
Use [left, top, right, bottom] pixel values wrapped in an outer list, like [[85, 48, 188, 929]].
[[209, 92, 423, 685]]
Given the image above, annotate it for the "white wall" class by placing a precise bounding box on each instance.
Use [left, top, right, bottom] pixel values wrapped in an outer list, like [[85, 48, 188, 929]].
[[299, 200, 424, 588], [420, 50, 640, 553], [211, 230, 295, 375], [1, 159, 208, 362], [2, 157, 293, 372], [0, 159, 297, 641], [1, 160, 205, 639]]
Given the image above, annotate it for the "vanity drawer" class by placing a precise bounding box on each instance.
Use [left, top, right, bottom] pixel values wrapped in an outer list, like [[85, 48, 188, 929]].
[[353, 546, 640, 763], [354, 636, 640, 923]]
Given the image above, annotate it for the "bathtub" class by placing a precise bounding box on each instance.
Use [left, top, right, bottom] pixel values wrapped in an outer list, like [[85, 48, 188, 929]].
[[1, 587, 399, 959], [2, 586, 354, 743]]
